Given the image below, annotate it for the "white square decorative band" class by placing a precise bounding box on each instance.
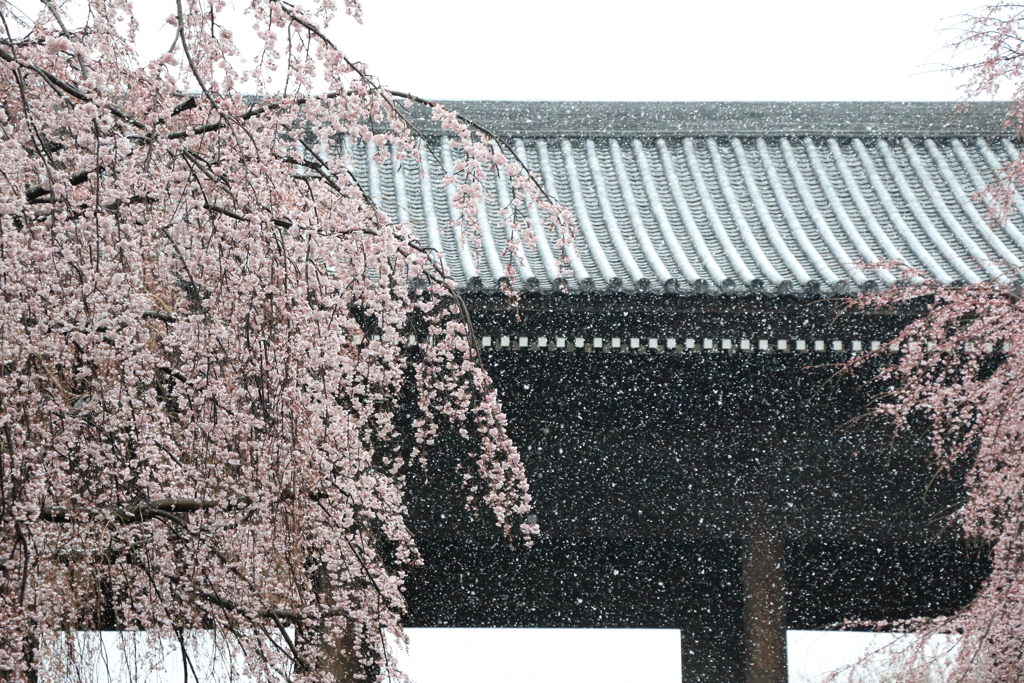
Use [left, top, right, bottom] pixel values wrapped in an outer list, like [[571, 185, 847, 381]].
[[340, 335, 1012, 355]]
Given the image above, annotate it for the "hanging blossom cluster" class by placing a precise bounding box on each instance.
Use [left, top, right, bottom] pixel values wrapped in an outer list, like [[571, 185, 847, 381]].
[[949, 2, 1024, 214], [0, 1, 569, 681], [831, 5, 1024, 680], [845, 279, 1024, 682]]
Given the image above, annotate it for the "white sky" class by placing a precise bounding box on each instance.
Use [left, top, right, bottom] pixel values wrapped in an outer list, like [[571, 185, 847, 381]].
[[326, 0, 989, 101], [124, 0, 997, 101]]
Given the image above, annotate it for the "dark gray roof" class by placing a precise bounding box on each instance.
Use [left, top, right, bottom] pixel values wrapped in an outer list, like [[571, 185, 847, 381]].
[[354, 101, 1024, 294], [405, 101, 1015, 138]]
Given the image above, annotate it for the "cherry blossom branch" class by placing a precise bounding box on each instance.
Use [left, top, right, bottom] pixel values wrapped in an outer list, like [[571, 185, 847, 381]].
[[198, 591, 314, 623], [274, 0, 556, 211], [0, 46, 146, 130], [0, 3, 537, 681], [37, 498, 221, 524]]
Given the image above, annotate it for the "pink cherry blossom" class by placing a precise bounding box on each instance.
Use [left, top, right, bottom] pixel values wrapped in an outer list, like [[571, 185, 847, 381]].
[[847, 277, 1024, 682], [0, 1, 561, 681], [839, 7, 1024, 680]]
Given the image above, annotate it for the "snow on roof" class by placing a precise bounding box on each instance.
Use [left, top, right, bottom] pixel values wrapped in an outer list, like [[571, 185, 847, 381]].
[[352, 101, 1024, 295]]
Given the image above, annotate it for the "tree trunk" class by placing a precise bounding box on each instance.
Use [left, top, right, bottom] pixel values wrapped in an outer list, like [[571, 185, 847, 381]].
[[323, 628, 359, 683]]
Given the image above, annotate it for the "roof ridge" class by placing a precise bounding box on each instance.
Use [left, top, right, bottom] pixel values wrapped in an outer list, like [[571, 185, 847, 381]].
[[398, 101, 1016, 138]]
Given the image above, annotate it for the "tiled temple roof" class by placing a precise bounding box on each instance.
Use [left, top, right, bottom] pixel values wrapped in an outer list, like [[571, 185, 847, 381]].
[[351, 101, 1024, 295]]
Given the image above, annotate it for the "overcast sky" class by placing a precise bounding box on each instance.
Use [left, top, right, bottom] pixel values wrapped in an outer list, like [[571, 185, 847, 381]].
[[324, 0, 987, 101]]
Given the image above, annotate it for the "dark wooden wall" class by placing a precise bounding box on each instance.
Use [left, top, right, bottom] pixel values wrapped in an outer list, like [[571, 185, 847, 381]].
[[402, 295, 990, 683]]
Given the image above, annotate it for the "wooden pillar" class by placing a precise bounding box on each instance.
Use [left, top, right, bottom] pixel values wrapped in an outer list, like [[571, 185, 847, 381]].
[[742, 504, 786, 683]]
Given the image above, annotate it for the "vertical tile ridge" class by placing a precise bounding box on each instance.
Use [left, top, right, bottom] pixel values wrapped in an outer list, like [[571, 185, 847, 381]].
[[684, 137, 756, 287], [824, 138, 912, 285], [924, 139, 1022, 273], [755, 138, 839, 286], [849, 138, 952, 284], [585, 139, 648, 290], [632, 139, 701, 288], [707, 138, 783, 285], [802, 137, 884, 272], [439, 137, 480, 284], [604, 139, 668, 286], [560, 139, 622, 290], [731, 138, 810, 286], [608, 139, 675, 289], [514, 140, 562, 289], [474, 178, 508, 288], [493, 143, 538, 289], [417, 140, 447, 271], [536, 139, 592, 289], [901, 137, 1005, 281], [657, 138, 727, 286], [876, 139, 987, 282], [365, 138, 384, 210], [390, 145, 411, 225], [972, 138, 1024, 252], [874, 138, 975, 282], [780, 138, 865, 286]]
